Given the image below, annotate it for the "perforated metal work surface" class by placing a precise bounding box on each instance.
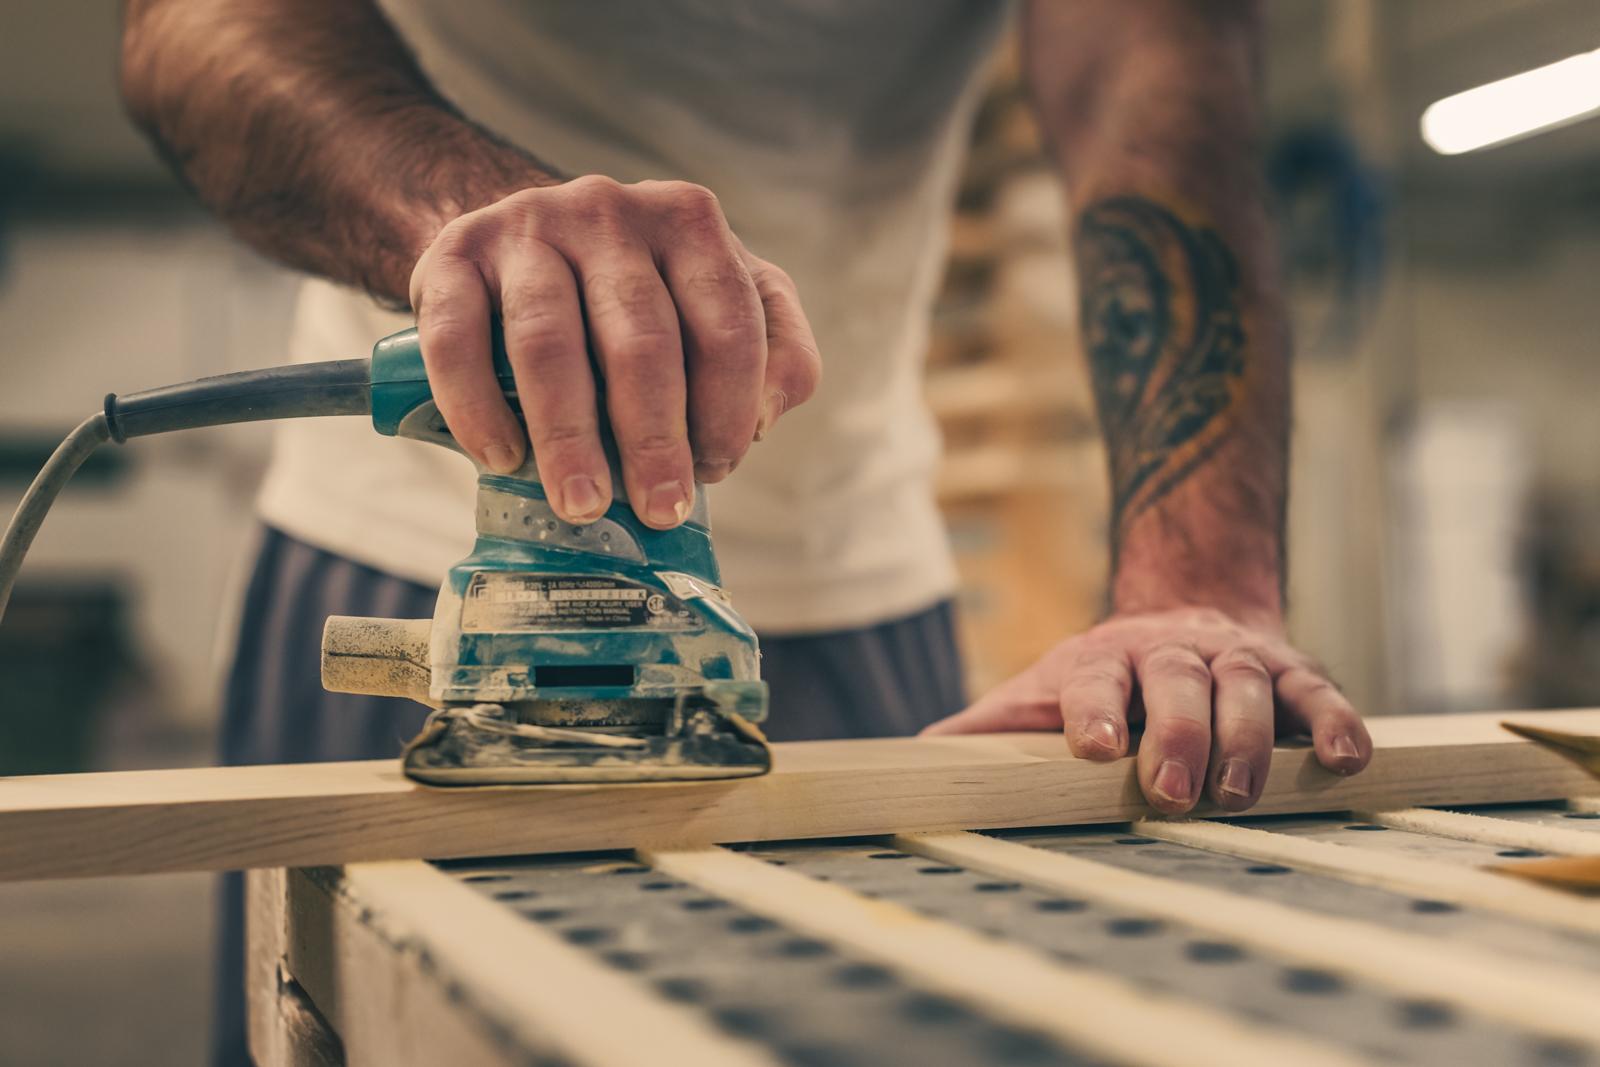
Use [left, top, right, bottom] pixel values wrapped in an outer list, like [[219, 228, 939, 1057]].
[[438, 851, 1102, 1067], [1004, 818, 1600, 974], [435, 803, 1600, 1067]]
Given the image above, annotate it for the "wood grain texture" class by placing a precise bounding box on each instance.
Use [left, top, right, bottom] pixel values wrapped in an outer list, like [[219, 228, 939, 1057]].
[[4, 709, 1600, 881], [1359, 807, 1600, 855]]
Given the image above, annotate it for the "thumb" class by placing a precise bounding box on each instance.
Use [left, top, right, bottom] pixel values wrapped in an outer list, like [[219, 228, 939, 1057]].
[[920, 672, 1065, 736], [741, 250, 820, 441]]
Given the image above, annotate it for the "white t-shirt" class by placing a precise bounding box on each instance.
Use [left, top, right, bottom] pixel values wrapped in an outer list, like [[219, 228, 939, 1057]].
[[257, 0, 1012, 634]]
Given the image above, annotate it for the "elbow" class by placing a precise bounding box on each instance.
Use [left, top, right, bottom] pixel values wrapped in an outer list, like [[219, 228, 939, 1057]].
[[118, 0, 178, 134]]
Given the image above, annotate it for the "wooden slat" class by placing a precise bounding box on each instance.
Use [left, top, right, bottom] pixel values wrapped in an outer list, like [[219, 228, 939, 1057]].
[[640, 845, 1375, 1067], [245, 868, 292, 1067], [309, 860, 782, 1067], [3, 708, 1600, 881], [1358, 807, 1600, 854], [894, 830, 1600, 1047], [1135, 818, 1600, 936], [284, 866, 528, 1067]]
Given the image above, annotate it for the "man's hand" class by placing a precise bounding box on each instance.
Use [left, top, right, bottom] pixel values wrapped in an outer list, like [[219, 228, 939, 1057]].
[[934, 1, 1371, 812], [121, 0, 820, 531], [410, 176, 818, 529], [922, 608, 1371, 814]]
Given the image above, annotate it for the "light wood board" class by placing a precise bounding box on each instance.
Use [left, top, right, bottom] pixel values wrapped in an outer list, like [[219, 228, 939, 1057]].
[[4, 708, 1600, 881], [1358, 806, 1600, 854]]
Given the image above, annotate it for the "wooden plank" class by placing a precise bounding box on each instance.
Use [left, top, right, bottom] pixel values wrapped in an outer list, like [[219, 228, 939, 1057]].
[[3, 708, 1600, 881], [894, 830, 1600, 1047], [640, 845, 1375, 1067], [286, 865, 518, 1067], [1358, 807, 1600, 854], [1135, 818, 1600, 936], [245, 868, 290, 1067], [290, 861, 781, 1067]]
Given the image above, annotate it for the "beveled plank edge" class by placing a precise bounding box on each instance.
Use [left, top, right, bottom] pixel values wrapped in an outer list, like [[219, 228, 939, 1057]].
[[4, 743, 1597, 881]]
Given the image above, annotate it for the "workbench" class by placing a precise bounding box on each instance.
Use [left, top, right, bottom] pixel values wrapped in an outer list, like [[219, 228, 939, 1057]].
[[6, 709, 1600, 1067]]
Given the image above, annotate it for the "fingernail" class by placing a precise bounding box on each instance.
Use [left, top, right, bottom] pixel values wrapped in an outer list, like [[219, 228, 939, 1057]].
[[753, 392, 785, 443], [694, 459, 735, 483], [484, 443, 520, 474], [561, 475, 604, 521], [1152, 760, 1193, 805], [1081, 719, 1120, 754], [646, 481, 690, 526], [1219, 758, 1252, 798], [1331, 734, 1359, 761]]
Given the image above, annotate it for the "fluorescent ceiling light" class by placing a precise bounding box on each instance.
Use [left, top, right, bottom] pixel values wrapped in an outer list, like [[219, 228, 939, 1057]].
[[1421, 46, 1600, 154]]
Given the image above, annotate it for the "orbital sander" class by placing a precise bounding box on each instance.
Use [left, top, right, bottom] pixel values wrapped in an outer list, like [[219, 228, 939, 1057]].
[[0, 327, 771, 786]]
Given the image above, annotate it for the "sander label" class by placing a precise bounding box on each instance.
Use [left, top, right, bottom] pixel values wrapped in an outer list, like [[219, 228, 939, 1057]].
[[460, 572, 702, 632]]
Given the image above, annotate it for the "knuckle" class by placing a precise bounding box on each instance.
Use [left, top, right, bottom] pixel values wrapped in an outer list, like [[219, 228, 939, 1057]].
[[1153, 714, 1212, 752], [427, 219, 494, 265], [679, 262, 745, 293], [440, 395, 509, 439], [1141, 645, 1210, 686], [653, 180, 722, 216], [1211, 647, 1271, 682], [1061, 656, 1128, 692], [554, 184, 634, 241], [502, 296, 578, 349], [1070, 668, 1127, 691], [1284, 667, 1345, 702], [564, 173, 624, 200], [529, 420, 595, 454], [766, 345, 822, 409], [418, 321, 486, 367], [1223, 716, 1276, 751], [785, 349, 823, 401], [578, 204, 635, 247], [753, 259, 796, 290], [623, 431, 689, 460], [412, 276, 458, 316], [587, 273, 675, 333], [692, 312, 764, 354]]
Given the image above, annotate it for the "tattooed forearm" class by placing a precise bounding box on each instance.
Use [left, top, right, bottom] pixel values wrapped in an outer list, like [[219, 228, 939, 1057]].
[[1075, 196, 1251, 545]]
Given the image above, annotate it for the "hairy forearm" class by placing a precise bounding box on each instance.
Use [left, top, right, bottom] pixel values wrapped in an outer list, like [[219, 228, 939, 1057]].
[[1025, 0, 1287, 628], [120, 0, 560, 304]]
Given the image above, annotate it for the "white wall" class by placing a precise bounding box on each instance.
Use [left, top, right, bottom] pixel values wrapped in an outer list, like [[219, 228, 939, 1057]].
[[0, 223, 301, 724]]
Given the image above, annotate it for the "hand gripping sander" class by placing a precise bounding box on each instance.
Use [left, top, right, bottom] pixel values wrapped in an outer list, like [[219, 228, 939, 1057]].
[[0, 327, 771, 786]]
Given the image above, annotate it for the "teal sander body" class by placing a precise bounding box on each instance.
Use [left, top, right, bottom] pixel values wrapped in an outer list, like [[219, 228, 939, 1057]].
[[0, 327, 772, 786]]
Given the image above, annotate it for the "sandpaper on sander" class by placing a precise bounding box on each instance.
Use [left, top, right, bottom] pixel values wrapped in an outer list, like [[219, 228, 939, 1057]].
[[0, 326, 771, 786]]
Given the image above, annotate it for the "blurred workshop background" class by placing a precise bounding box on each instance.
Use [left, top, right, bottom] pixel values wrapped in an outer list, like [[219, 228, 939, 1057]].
[[3, 1, 1600, 1064]]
